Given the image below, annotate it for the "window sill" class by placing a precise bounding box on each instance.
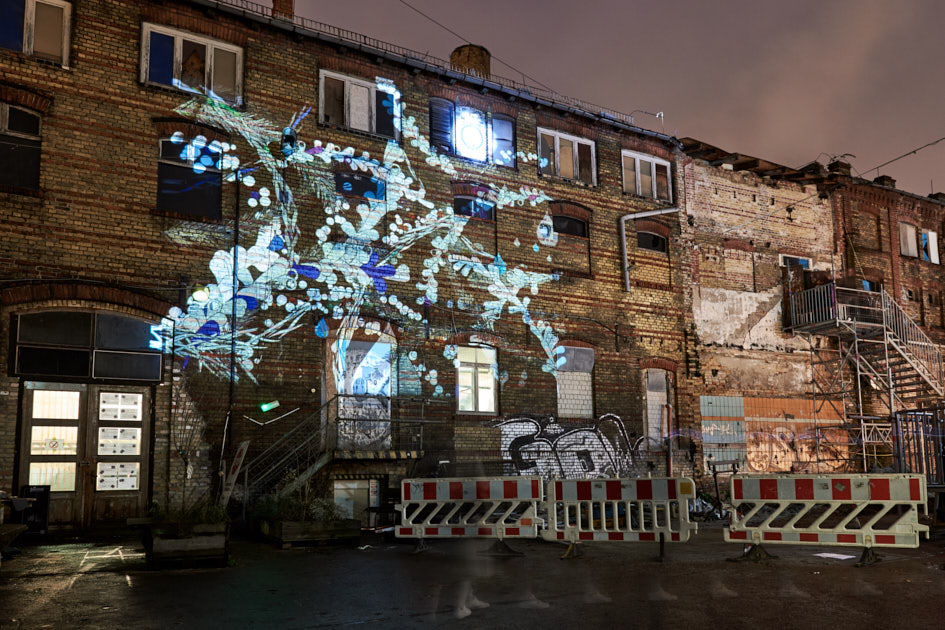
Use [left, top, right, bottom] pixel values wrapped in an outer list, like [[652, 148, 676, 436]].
[[538, 172, 596, 188], [551, 269, 593, 280], [454, 411, 499, 419], [140, 82, 244, 110], [151, 208, 224, 223], [0, 48, 70, 70], [0, 185, 43, 199], [316, 121, 398, 144]]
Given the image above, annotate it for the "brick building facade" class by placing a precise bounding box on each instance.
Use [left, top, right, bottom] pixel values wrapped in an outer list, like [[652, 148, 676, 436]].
[[0, 0, 694, 529]]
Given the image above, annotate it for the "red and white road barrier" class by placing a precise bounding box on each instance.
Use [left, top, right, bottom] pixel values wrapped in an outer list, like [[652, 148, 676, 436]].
[[725, 474, 929, 549], [541, 477, 699, 544], [395, 477, 544, 540]]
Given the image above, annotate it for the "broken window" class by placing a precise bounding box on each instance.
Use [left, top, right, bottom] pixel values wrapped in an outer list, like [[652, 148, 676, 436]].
[[141, 23, 243, 104], [920, 228, 939, 264], [0, 0, 71, 66], [780, 255, 811, 269], [0, 103, 42, 190], [622, 150, 672, 201], [537, 127, 596, 185], [320, 71, 399, 138]]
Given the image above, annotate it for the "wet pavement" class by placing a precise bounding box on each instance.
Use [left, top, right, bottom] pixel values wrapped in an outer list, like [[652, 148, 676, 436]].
[[2, 524, 945, 629]]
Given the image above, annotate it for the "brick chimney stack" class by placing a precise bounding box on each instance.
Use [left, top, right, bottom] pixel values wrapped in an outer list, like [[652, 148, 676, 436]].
[[272, 0, 294, 20], [827, 160, 851, 176], [873, 174, 896, 188], [450, 44, 491, 78]]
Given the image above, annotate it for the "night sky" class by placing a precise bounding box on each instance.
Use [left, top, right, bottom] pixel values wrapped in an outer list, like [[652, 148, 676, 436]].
[[288, 0, 945, 198]]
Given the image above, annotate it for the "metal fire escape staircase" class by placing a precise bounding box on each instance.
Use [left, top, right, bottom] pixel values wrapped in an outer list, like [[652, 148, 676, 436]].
[[789, 284, 945, 468]]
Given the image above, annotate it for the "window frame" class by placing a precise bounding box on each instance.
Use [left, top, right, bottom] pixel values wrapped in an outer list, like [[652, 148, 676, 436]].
[[899, 222, 919, 258], [490, 113, 516, 167], [779, 254, 812, 269], [456, 345, 497, 414], [2, 0, 72, 67], [621, 149, 672, 202], [429, 99, 516, 166], [920, 228, 940, 264], [155, 136, 223, 220], [139, 23, 244, 105], [637, 231, 667, 253], [0, 102, 42, 191], [537, 127, 596, 185], [552, 214, 588, 239], [453, 195, 495, 222], [318, 70, 399, 139]]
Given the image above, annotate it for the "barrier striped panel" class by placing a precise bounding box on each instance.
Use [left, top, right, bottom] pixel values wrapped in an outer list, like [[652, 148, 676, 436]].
[[725, 474, 929, 549], [541, 477, 698, 544], [395, 476, 543, 540]]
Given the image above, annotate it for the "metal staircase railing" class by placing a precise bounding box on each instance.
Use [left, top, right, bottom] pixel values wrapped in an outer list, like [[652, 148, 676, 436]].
[[880, 290, 945, 397]]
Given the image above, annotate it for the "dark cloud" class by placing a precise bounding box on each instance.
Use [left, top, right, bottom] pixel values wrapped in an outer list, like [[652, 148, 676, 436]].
[[292, 0, 945, 196]]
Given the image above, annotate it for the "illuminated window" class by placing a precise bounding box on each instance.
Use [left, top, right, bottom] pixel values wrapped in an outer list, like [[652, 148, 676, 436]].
[[457, 346, 496, 413], [453, 195, 495, 221], [552, 215, 587, 238], [0, 0, 71, 66], [157, 136, 222, 219], [0, 103, 41, 190], [556, 346, 594, 418], [319, 70, 399, 138], [140, 23, 243, 104], [428, 99, 516, 165], [537, 128, 595, 185], [622, 150, 672, 201], [637, 232, 667, 253], [779, 254, 811, 269]]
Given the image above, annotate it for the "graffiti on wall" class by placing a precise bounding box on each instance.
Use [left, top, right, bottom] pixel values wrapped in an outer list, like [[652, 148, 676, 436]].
[[745, 424, 850, 473], [162, 81, 595, 403], [495, 415, 665, 479]]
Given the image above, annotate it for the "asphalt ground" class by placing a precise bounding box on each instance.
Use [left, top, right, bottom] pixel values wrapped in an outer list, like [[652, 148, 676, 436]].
[[2, 523, 944, 629]]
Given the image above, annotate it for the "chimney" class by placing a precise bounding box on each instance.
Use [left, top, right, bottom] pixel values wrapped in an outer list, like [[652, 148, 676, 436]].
[[272, 0, 294, 20], [827, 160, 851, 176], [929, 192, 945, 203], [450, 44, 491, 78], [873, 174, 896, 188]]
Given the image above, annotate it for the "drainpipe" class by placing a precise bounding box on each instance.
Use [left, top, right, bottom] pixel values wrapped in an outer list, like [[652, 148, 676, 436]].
[[619, 206, 680, 292]]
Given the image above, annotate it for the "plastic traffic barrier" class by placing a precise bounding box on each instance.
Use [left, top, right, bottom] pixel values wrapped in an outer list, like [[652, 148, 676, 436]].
[[395, 477, 544, 540], [541, 477, 699, 544], [725, 474, 929, 549]]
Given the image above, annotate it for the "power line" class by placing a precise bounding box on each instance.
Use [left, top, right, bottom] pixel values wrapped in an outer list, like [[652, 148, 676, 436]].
[[860, 135, 945, 177], [397, 0, 556, 93]]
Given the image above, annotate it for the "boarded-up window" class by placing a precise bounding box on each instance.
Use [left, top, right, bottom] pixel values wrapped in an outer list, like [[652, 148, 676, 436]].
[[900, 222, 918, 257], [429, 99, 454, 154], [556, 347, 594, 418]]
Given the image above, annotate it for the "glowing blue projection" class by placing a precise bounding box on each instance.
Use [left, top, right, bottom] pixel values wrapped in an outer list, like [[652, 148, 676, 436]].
[[165, 77, 579, 398]]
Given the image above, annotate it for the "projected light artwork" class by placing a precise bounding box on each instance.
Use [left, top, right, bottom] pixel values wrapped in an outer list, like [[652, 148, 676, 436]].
[[165, 78, 576, 404]]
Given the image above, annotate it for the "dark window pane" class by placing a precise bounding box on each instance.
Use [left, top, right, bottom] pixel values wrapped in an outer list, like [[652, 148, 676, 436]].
[[492, 116, 515, 166], [429, 99, 453, 153], [157, 162, 221, 218], [323, 76, 345, 126], [19, 312, 92, 346], [453, 196, 494, 221], [655, 163, 670, 200], [17, 347, 90, 378], [7, 107, 40, 136], [180, 39, 206, 91], [96, 313, 157, 351], [93, 351, 162, 381], [334, 171, 386, 200], [374, 89, 397, 138], [539, 133, 555, 176], [637, 232, 667, 253], [0, 0, 25, 52], [147, 31, 174, 87], [577, 142, 594, 184], [553, 215, 587, 238], [0, 134, 40, 190]]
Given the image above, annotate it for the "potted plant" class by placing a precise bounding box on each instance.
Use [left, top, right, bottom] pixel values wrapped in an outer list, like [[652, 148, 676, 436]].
[[144, 383, 230, 567], [255, 470, 360, 548]]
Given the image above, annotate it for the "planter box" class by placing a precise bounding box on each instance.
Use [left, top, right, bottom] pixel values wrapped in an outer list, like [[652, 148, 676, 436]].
[[262, 519, 360, 548], [145, 522, 229, 568]]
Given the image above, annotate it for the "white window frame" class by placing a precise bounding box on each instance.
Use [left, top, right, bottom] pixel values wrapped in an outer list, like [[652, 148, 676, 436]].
[[537, 127, 596, 185], [456, 345, 497, 414], [0, 103, 41, 140], [621, 149, 672, 202], [899, 222, 919, 258], [920, 228, 940, 264], [319, 70, 399, 138], [778, 254, 812, 269], [140, 23, 244, 104], [10, 0, 72, 67]]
